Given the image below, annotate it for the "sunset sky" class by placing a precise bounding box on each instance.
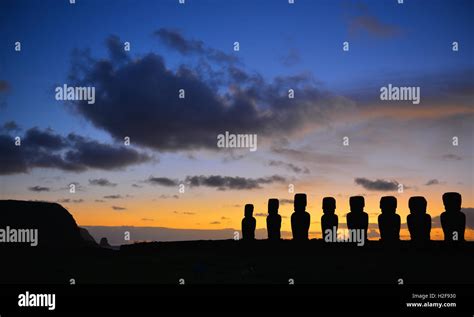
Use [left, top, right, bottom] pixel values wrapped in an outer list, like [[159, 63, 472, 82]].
[[0, 0, 473, 242]]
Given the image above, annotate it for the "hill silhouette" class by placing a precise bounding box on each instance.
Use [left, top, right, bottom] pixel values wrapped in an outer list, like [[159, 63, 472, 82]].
[[0, 200, 96, 249]]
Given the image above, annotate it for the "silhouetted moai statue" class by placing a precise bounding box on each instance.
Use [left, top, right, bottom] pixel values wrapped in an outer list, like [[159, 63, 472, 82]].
[[291, 193, 310, 241], [242, 204, 256, 241], [321, 197, 338, 242], [441, 192, 465, 242], [378, 196, 401, 242], [346, 196, 369, 242], [407, 196, 431, 242], [266, 198, 281, 241]]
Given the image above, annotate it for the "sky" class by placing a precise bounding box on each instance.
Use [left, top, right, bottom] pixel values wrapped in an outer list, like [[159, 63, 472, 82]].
[[0, 0, 473, 242]]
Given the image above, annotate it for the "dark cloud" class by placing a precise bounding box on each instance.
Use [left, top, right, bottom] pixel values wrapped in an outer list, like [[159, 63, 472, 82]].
[[442, 154, 462, 161], [89, 178, 117, 187], [112, 206, 127, 211], [131, 184, 143, 188], [272, 146, 356, 165], [425, 179, 440, 186], [28, 186, 50, 192], [0, 80, 10, 92], [0, 128, 150, 175], [64, 134, 150, 170], [185, 175, 287, 190], [280, 199, 293, 205], [349, 15, 400, 38], [104, 195, 123, 199], [254, 213, 267, 217], [209, 221, 221, 225], [57, 198, 84, 203], [95, 199, 105, 203], [154, 28, 237, 63], [67, 34, 349, 153], [141, 218, 154, 222], [105, 35, 129, 64], [354, 178, 399, 191], [2, 121, 20, 132], [173, 211, 195, 215], [24, 127, 66, 150], [146, 176, 179, 187], [159, 194, 179, 199], [268, 160, 310, 174]]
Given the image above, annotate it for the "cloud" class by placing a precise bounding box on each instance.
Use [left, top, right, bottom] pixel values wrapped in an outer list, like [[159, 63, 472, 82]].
[[112, 206, 127, 211], [185, 175, 287, 190], [2, 121, 20, 132], [105, 35, 129, 63], [159, 194, 179, 199], [67, 34, 351, 153], [349, 15, 400, 38], [425, 179, 441, 186], [209, 221, 221, 225], [173, 211, 195, 215], [0, 127, 151, 175], [57, 198, 84, 203], [271, 146, 356, 165], [254, 213, 267, 217], [89, 178, 117, 187], [354, 178, 399, 191], [104, 195, 123, 199], [28, 186, 50, 192], [268, 160, 310, 174], [280, 199, 293, 205], [141, 218, 154, 222], [64, 134, 150, 170], [146, 176, 179, 187], [0, 80, 10, 108], [442, 154, 462, 161], [0, 80, 10, 92], [154, 28, 237, 63]]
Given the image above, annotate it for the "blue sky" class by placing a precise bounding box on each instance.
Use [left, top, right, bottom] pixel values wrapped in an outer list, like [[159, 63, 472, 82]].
[[1, 0, 472, 136]]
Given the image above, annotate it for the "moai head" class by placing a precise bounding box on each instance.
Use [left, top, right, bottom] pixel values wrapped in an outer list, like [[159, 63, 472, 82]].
[[380, 196, 397, 214], [294, 193, 307, 212], [442, 192, 462, 212], [322, 197, 336, 214], [408, 196, 427, 215], [349, 196, 365, 213], [244, 204, 254, 218], [268, 198, 279, 215]]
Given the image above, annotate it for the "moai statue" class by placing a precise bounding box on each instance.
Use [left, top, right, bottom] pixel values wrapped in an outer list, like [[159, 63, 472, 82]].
[[321, 197, 338, 242], [346, 196, 369, 243], [407, 196, 431, 242], [378, 196, 401, 242], [242, 204, 256, 241], [440, 192, 465, 242], [291, 193, 310, 241], [266, 198, 281, 241]]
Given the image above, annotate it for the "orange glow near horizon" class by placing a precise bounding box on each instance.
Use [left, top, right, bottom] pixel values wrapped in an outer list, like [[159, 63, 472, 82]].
[[64, 185, 473, 241]]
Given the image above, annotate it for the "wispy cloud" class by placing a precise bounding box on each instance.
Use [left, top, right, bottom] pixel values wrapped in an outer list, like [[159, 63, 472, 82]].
[[89, 178, 117, 187], [28, 186, 50, 192], [354, 178, 399, 191]]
